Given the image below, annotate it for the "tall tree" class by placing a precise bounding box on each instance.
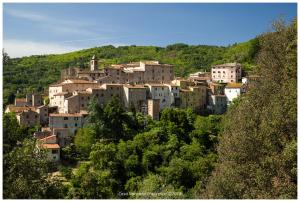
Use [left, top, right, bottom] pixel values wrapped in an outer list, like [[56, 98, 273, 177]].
[[3, 139, 66, 199], [204, 19, 297, 199]]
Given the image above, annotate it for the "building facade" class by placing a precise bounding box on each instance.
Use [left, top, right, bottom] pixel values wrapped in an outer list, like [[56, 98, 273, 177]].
[[211, 63, 242, 83]]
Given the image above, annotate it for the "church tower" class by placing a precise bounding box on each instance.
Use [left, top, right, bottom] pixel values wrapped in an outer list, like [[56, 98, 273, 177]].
[[90, 55, 98, 71]]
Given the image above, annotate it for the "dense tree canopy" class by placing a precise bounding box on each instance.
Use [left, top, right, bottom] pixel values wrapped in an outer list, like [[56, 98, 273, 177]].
[[204, 19, 297, 199], [68, 103, 222, 199], [3, 139, 66, 199]]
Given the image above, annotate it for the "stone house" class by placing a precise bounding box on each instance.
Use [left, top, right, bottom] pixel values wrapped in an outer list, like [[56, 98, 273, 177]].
[[14, 98, 28, 107], [39, 135, 60, 162], [123, 85, 147, 113], [16, 109, 40, 127], [147, 99, 160, 120], [211, 63, 242, 83], [49, 113, 86, 136], [208, 95, 227, 114], [145, 84, 172, 111]]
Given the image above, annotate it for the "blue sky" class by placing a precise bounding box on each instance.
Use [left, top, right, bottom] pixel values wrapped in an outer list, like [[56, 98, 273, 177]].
[[3, 3, 297, 58]]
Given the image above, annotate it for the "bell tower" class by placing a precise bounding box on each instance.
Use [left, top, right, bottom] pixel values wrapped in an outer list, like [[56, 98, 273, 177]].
[[90, 55, 98, 71]]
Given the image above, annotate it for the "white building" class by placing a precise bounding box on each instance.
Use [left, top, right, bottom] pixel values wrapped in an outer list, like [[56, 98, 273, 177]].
[[224, 83, 242, 105]]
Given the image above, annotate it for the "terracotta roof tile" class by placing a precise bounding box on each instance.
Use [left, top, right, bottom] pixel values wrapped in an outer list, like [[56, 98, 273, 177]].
[[41, 143, 60, 149], [49, 113, 83, 117]]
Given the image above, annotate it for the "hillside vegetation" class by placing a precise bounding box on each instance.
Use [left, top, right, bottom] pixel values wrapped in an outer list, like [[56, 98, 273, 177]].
[[2, 19, 297, 199], [3, 38, 259, 106]]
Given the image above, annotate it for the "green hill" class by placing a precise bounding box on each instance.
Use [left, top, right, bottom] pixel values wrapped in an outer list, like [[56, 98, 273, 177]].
[[3, 38, 259, 106]]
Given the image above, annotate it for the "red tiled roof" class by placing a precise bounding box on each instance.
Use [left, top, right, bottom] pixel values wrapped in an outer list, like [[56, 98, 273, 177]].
[[40, 134, 56, 141], [49, 113, 83, 117], [15, 98, 27, 102], [41, 143, 60, 149], [124, 85, 146, 89], [6, 105, 37, 113]]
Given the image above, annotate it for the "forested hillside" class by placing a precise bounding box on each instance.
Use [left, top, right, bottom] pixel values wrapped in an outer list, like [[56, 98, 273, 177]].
[[2, 19, 297, 199], [3, 38, 259, 106]]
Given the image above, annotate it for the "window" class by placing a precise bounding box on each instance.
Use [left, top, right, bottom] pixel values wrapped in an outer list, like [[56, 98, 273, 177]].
[[64, 117, 68, 120], [44, 109, 47, 112], [75, 123, 78, 127], [213, 71, 216, 73], [96, 94, 99, 97], [64, 124, 68, 128], [101, 94, 104, 97], [223, 71, 225, 73], [35, 115, 38, 118], [52, 149, 58, 154], [26, 115, 29, 119], [81, 104, 84, 107]]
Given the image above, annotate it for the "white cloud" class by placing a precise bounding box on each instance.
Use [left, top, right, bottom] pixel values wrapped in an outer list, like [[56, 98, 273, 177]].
[[5, 8, 49, 22], [5, 8, 99, 37], [3, 39, 83, 58]]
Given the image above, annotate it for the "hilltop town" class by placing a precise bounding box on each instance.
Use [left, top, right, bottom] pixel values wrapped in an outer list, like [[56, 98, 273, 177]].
[[5, 56, 257, 162]]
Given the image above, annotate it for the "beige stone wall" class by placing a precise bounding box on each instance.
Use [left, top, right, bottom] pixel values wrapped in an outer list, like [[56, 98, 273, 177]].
[[123, 86, 147, 112], [36, 105, 49, 125], [32, 94, 43, 107], [49, 86, 63, 101], [148, 99, 160, 120], [49, 114, 84, 135], [64, 95, 80, 113]]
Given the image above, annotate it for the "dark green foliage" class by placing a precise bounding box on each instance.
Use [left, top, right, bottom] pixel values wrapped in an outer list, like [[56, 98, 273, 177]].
[[3, 139, 66, 199], [85, 96, 144, 142], [69, 108, 221, 198], [74, 127, 95, 158], [205, 19, 297, 199], [3, 112, 30, 154], [61, 144, 80, 165]]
